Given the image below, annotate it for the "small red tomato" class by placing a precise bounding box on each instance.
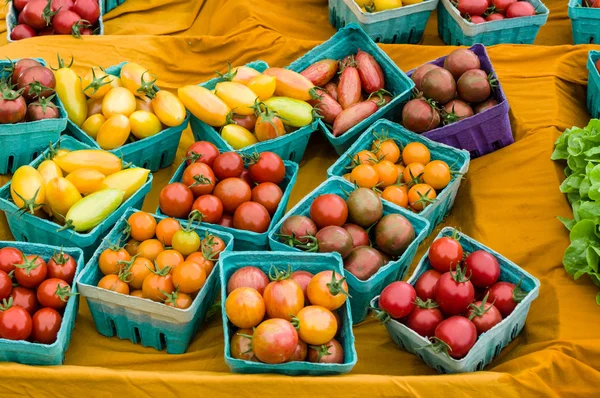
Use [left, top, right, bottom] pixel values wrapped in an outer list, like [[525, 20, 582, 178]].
[[428, 236, 463, 272], [239, 169, 253, 186], [466, 293, 503, 335], [414, 269, 441, 301], [0, 301, 32, 340], [435, 265, 475, 316], [10, 24, 37, 40], [464, 250, 500, 288], [32, 307, 62, 344], [233, 202, 271, 233], [213, 152, 245, 180], [217, 213, 234, 228], [486, 281, 527, 318], [213, 178, 252, 214], [72, 0, 100, 24], [192, 195, 224, 224], [379, 281, 416, 319], [310, 194, 348, 229], [307, 338, 344, 364], [37, 278, 74, 311], [0, 271, 12, 301], [251, 182, 283, 215], [14, 255, 47, 289], [433, 316, 477, 359], [405, 299, 444, 337], [182, 162, 216, 197], [247, 152, 285, 184], [185, 141, 220, 167], [47, 250, 78, 284], [0, 247, 23, 274], [10, 287, 38, 316], [159, 183, 194, 219]]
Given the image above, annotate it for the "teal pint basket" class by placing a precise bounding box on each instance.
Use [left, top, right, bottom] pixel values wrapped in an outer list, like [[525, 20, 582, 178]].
[[587, 51, 600, 119], [437, 0, 549, 45], [157, 159, 298, 251], [371, 227, 541, 374], [66, 62, 189, 172], [0, 136, 153, 260], [0, 58, 68, 174], [327, 120, 470, 235], [0, 241, 84, 365], [219, 251, 357, 375], [103, 0, 127, 13], [77, 208, 234, 354], [190, 61, 319, 164], [569, 0, 600, 44], [268, 177, 430, 323], [328, 0, 438, 44], [287, 23, 415, 155]]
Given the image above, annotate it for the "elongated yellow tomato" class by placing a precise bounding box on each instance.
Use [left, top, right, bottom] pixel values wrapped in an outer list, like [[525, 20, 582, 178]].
[[81, 114, 106, 139], [10, 166, 46, 214], [263, 97, 314, 127], [65, 168, 105, 195], [214, 82, 257, 116], [178, 85, 230, 127], [129, 111, 162, 139], [373, 0, 403, 10], [263, 68, 314, 101], [221, 124, 258, 149], [151, 91, 186, 127], [231, 66, 261, 85], [248, 75, 276, 101], [109, 76, 123, 88], [54, 57, 87, 126], [54, 150, 122, 176], [102, 87, 137, 118], [54, 148, 70, 158], [87, 97, 104, 118], [120, 63, 156, 98], [136, 96, 154, 113], [37, 160, 63, 183], [65, 189, 124, 232], [97, 114, 131, 150], [82, 67, 114, 99], [100, 168, 150, 200], [45, 177, 82, 217]]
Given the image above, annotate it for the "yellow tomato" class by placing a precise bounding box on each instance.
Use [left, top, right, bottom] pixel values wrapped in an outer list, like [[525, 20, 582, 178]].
[[109, 76, 123, 88], [45, 177, 82, 217], [86, 97, 103, 118], [102, 87, 137, 118], [37, 160, 63, 184], [10, 166, 46, 214], [151, 90, 186, 127], [403, 0, 422, 4], [263, 68, 314, 101], [81, 114, 107, 140], [65, 168, 105, 195], [214, 82, 257, 116], [129, 111, 162, 139], [97, 114, 131, 150], [54, 148, 70, 158], [355, 0, 371, 6], [82, 67, 114, 99], [230, 66, 262, 85], [373, 0, 403, 10], [54, 63, 87, 127], [54, 150, 122, 176], [136, 96, 154, 113], [221, 124, 257, 149], [248, 74, 276, 101], [100, 168, 150, 200], [120, 62, 156, 98], [178, 85, 230, 127]]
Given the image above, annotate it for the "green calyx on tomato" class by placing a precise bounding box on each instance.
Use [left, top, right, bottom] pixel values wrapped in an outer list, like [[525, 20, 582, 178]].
[[200, 232, 219, 261], [189, 174, 212, 189], [309, 343, 334, 362], [467, 292, 492, 320], [83, 67, 112, 96], [137, 71, 158, 99], [512, 278, 527, 303], [414, 297, 439, 309], [251, 98, 286, 126], [162, 288, 181, 307], [71, 20, 93, 39], [427, 336, 453, 359], [367, 88, 394, 107], [51, 250, 69, 265], [51, 54, 75, 71], [150, 263, 172, 277], [450, 263, 471, 283], [327, 271, 351, 298], [267, 265, 292, 282], [0, 296, 15, 311], [369, 302, 390, 325], [215, 61, 237, 82], [12, 186, 43, 215], [14, 254, 42, 276], [54, 282, 77, 303]]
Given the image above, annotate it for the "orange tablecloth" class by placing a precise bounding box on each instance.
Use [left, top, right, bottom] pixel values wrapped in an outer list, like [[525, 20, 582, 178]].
[[0, 1, 600, 396]]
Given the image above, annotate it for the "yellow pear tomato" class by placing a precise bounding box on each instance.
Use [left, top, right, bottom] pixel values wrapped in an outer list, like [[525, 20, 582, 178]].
[[65, 168, 106, 195], [37, 160, 63, 184], [221, 124, 258, 149], [82, 67, 114, 99], [102, 87, 137, 118], [129, 111, 162, 139], [45, 177, 82, 217], [10, 166, 46, 214], [248, 75, 276, 101], [178, 85, 230, 127], [120, 62, 156, 98], [97, 114, 131, 150], [214, 82, 258, 116], [54, 59, 87, 127], [151, 91, 186, 127], [100, 168, 150, 200], [81, 114, 107, 140]]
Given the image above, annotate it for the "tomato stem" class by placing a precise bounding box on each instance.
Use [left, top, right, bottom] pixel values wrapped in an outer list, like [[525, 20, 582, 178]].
[[309, 343, 333, 362], [268, 265, 292, 281], [326, 271, 351, 298], [414, 297, 439, 309], [513, 278, 527, 303], [14, 254, 42, 276], [83, 67, 113, 95], [467, 292, 493, 320]]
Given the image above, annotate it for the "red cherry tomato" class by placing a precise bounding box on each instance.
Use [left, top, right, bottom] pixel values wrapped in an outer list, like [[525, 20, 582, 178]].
[[307, 338, 344, 364], [10, 24, 37, 40], [213, 152, 244, 180], [159, 183, 194, 219], [217, 213, 234, 228], [72, 0, 100, 25], [0, 247, 23, 273], [14, 255, 47, 289], [10, 287, 38, 316], [435, 266, 475, 316], [252, 318, 298, 364], [0, 271, 12, 301], [181, 162, 216, 197], [186, 141, 220, 167], [233, 202, 271, 233], [36, 278, 73, 311], [251, 182, 283, 215], [32, 307, 62, 344], [405, 299, 444, 337], [239, 169, 253, 186], [433, 316, 477, 359], [192, 194, 223, 224], [428, 236, 464, 272], [309, 194, 348, 229], [0, 301, 32, 340], [226, 266, 270, 295], [464, 250, 500, 288], [47, 250, 78, 284], [414, 269, 441, 301], [247, 152, 285, 184], [379, 281, 416, 319], [486, 281, 526, 317], [466, 295, 503, 335], [213, 178, 251, 214], [505, 1, 535, 18]]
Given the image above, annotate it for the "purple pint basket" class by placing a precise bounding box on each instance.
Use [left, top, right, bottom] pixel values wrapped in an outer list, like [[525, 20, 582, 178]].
[[404, 44, 513, 158]]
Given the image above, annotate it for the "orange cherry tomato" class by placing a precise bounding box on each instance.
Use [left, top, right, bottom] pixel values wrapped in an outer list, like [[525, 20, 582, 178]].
[[127, 211, 157, 242], [352, 150, 377, 166], [125, 239, 140, 257], [98, 246, 131, 275], [307, 271, 348, 311], [172, 260, 207, 294], [165, 291, 193, 309], [373, 160, 398, 188], [130, 290, 144, 298], [382, 185, 409, 208], [201, 233, 226, 260], [123, 257, 154, 290], [402, 142, 430, 165], [142, 265, 174, 302], [156, 218, 181, 247], [136, 239, 164, 262], [342, 173, 352, 182], [155, 249, 185, 270], [98, 274, 130, 294], [350, 164, 379, 188], [408, 183, 437, 211], [186, 252, 215, 276], [225, 287, 266, 328], [372, 139, 400, 163], [403, 163, 426, 185], [294, 305, 337, 345], [395, 163, 405, 176], [423, 160, 451, 190]]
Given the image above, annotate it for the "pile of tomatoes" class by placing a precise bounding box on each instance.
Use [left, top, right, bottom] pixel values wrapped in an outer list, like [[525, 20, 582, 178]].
[[160, 142, 287, 234], [300, 50, 393, 137], [343, 138, 451, 212], [10, 146, 149, 232], [0, 246, 77, 344], [277, 187, 416, 281], [453, 0, 537, 24], [96, 211, 226, 309], [11, 0, 101, 40], [178, 64, 316, 150], [61, 60, 186, 150], [1, 59, 60, 124], [225, 266, 348, 364], [377, 234, 526, 359]]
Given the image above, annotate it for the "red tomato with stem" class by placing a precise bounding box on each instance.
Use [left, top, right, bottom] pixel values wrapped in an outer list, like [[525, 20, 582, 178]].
[[405, 298, 444, 337], [307, 338, 344, 363], [213, 178, 251, 214], [37, 278, 74, 311], [185, 141, 219, 167], [432, 316, 477, 359], [505, 1, 535, 18], [212, 152, 244, 180], [252, 318, 298, 364], [435, 265, 475, 316], [0, 271, 12, 301], [32, 307, 62, 344], [0, 299, 32, 340], [414, 269, 441, 301], [251, 182, 283, 215], [464, 250, 500, 288], [14, 255, 47, 289], [14, 0, 31, 12], [263, 267, 304, 322], [182, 162, 216, 197], [10, 287, 38, 316], [457, 0, 488, 16], [486, 281, 527, 317], [378, 281, 416, 320], [247, 152, 285, 184], [51, 0, 74, 12], [52, 9, 83, 35], [227, 266, 270, 295], [466, 293, 503, 335], [72, 0, 100, 24], [233, 202, 271, 233], [0, 247, 22, 274], [159, 183, 194, 219], [309, 194, 348, 229], [286, 339, 308, 362], [47, 250, 78, 284], [22, 0, 50, 30], [428, 236, 464, 272], [192, 194, 223, 224]]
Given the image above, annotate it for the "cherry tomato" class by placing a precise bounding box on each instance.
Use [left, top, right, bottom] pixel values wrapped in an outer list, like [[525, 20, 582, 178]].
[[247, 152, 285, 184], [98, 274, 130, 295], [464, 250, 501, 288], [467, 295, 503, 335], [0, 271, 12, 301], [0, 300, 32, 340], [290, 270, 313, 304], [186, 253, 214, 276], [37, 278, 73, 311], [352, 150, 377, 166], [415, 269, 442, 301], [136, 239, 164, 262], [212, 152, 244, 180], [252, 318, 298, 364], [155, 250, 184, 271], [201, 233, 226, 260], [124, 257, 155, 290], [125, 239, 140, 257], [310, 194, 348, 229], [239, 169, 253, 186], [403, 163, 425, 184], [164, 291, 193, 309], [435, 266, 475, 316], [230, 328, 257, 361], [372, 139, 400, 163], [182, 162, 216, 197], [192, 195, 223, 224], [307, 338, 344, 364], [408, 183, 437, 211], [47, 250, 77, 284], [142, 266, 174, 302], [225, 287, 266, 328], [213, 178, 252, 214], [10, 287, 38, 316], [155, 218, 181, 246], [233, 202, 271, 233], [217, 214, 234, 228], [286, 339, 308, 362], [32, 307, 62, 344], [486, 281, 526, 318], [379, 281, 416, 319], [172, 229, 201, 257], [350, 164, 378, 188], [127, 211, 157, 242], [251, 182, 283, 215], [14, 255, 47, 289], [307, 270, 349, 311], [382, 185, 408, 208], [428, 236, 464, 272], [293, 305, 336, 345], [130, 290, 144, 298], [402, 142, 430, 165], [185, 141, 220, 167], [423, 160, 451, 190], [263, 273, 304, 321], [433, 316, 477, 359], [159, 183, 194, 219], [405, 299, 444, 337], [0, 247, 23, 273], [172, 261, 207, 294], [227, 266, 270, 295], [373, 160, 398, 188]]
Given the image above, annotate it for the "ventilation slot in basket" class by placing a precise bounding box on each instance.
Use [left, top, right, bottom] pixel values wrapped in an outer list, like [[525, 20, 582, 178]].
[[289, 151, 296, 163], [437, 366, 446, 374], [132, 327, 141, 343], [31, 151, 39, 161], [511, 324, 520, 339], [477, 361, 485, 371], [160, 151, 169, 168], [495, 344, 502, 357], [107, 317, 117, 335], [491, 140, 504, 151], [20, 235, 28, 242], [159, 332, 167, 351], [142, 161, 150, 169], [7, 155, 14, 172]]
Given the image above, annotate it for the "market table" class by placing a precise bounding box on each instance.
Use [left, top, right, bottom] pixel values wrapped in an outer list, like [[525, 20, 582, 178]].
[[1, 1, 600, 397]]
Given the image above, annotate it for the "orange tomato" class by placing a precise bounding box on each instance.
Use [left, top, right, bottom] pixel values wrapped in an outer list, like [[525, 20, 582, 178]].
[[352, 150, 377, 166], [81, 114, 106, 140], [142, 266, 174, 302], [294, 305, 337, 345], [151, 90, 187, 127], [201, 234, 226, 260], [306, 271, 348, 311], [155, 249, 184, 269], [263, 68, 314, 101], [156, 218, 182, 247], [136, 239, 164, 262], [395, 163, 405, 176], [225, 287, 266, 328], [123, 256, 154, 290], [423, 160, 451, 190], [172, 260, 207, 294], [96, 114, 131, 150], [350, 164, 379, 188], [230, 66, 262, 85], [186, 252, 214, 276], [342, 173, 352, 182], [373, 160, 398, 188], [98, 274, 129, 294], [127, 211, 157, 242], [372, 139, 400, 163], [402, 142, 430, 165], [165, 291, 193, 309], [65, 168, 105, 195], [99, 247, 130, 275], [125, 239, 140, 257], [382, 185, 409, 208], [403, 163, 425, 184], [130, 290, 144, 298], [408, 183, 437, 211]]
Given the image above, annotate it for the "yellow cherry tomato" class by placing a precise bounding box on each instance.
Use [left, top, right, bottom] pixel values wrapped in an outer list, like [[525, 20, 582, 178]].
[[82, 67, 114, 99], [100, 168, 150, 200], [151, 90, 186, 127], [54, 150, 122, 176], [10, 166, 46, 214], [129, 111, 162, 139], [120, 62, 156, 98], [65, 168, 105, 195], [109, 76, 123, 88], [214, 82, 258, 116], [408, 183, 437, 211], [37, 160, 63, 184], [81, 114, 107, 140], [54, 57, 87, 127], [178, 85, 230, 127], [97, 114, 132, 150], [248, 74, 276, 101], [87, 97, 103, 118], [136, 96, 154, 113], [102, 87, 137, 118], [45, 177, 82, 217], [221, 124, 258, 149], [373, 0, 403, 11]]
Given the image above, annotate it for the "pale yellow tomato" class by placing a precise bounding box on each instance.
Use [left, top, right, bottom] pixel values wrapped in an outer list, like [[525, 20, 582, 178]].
[[373, 0, 403, 10], [82, 67, 114, 99], [97, 114, 131, 150], [129, 111, 162, 139], [136, 96, 154, 113], [214, 82, 258, 116], [81, 114, 107, 140], [151, 91, 186, 127], [102, 87, 137, 118], [100, 168, 150, 200], [10, 166, 45, 214], [109, 76, 123, 88], [37, 160, 63, 184], [248, 74, 276, 101], [45, 177, 82, 217], [221, 124, 258, 149], [178, 85, 230, 127], [65, 168, 105, 195]]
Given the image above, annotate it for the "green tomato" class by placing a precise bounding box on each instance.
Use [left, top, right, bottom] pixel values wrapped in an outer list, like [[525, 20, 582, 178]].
[[263, 97, 313, 128], [172, 230, 201, 256], [65, 188, 124, 232]]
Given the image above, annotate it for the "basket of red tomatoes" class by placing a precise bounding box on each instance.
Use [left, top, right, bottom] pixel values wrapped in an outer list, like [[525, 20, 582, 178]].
[[157, 143, 298, 251], [370, 227, 540, 374], [0, 241, 83, 365], [219, 250, 358, 375]]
